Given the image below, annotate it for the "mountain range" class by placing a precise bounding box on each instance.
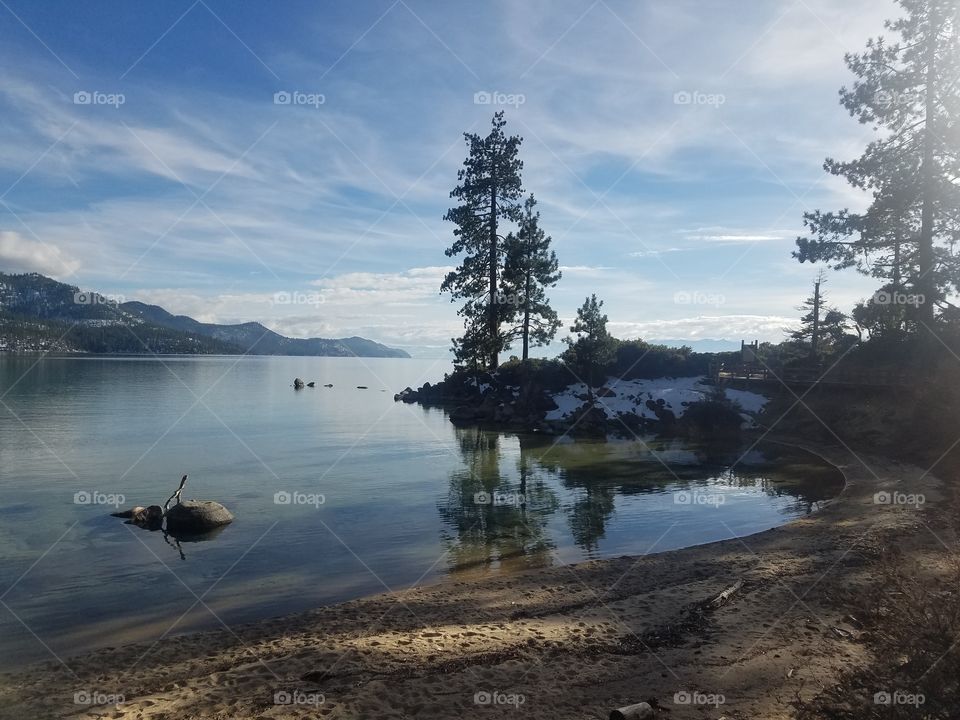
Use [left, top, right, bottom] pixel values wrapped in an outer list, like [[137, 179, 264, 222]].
[[0, 272, 409, 358]]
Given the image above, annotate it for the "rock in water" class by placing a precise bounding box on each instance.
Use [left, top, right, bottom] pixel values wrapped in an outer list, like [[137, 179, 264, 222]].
[[165, 500, 234, 533], [294, 378, 305, 389]]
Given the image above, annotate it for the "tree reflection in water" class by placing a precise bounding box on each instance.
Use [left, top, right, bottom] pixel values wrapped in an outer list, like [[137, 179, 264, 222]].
[[438, 430, 843, 570], [437, 427, 559, 574]]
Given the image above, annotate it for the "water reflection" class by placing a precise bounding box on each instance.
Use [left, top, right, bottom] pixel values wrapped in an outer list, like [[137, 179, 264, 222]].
[[437, 428, 559, 573], [439, 431, 843, 568], [162, 525, 230, 561]]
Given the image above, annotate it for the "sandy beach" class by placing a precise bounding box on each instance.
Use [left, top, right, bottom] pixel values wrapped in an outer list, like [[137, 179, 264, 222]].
[[0, 440, 951, 720]]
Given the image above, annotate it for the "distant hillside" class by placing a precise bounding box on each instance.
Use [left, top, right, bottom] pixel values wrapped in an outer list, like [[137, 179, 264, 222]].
[[0, 272, 410, 358]]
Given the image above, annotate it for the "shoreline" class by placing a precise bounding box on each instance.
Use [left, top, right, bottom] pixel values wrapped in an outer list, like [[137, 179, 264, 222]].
[[0, 438, 948, 719]]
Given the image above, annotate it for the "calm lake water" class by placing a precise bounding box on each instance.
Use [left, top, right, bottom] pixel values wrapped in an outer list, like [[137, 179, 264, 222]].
[[0, 355, 843, 669]]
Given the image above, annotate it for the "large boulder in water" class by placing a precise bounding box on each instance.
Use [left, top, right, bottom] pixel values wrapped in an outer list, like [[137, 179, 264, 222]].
[[165, 500, 234, 533]]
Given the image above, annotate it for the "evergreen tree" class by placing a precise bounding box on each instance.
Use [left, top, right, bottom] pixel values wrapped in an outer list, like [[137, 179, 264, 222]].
[[789, 273, 851, 360], [794, 0, 960, 329], [442, 112, 524, 369], [563, 294, 616, 390], [503, 195, 562, 361]]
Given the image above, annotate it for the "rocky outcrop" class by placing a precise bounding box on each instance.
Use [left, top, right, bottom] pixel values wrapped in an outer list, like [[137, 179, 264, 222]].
[[396, 370, 562, 433], [396, 368, 759, 439], [165, 500, 234, 534]]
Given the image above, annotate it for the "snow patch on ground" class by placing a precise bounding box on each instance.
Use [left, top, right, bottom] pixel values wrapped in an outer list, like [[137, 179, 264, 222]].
[[544, 376, 769, 423]]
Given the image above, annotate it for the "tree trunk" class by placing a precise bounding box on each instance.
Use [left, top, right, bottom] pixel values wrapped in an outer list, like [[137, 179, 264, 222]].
[[917, 11, 938, 327], [522, 268, 531, 360], [489, 177, 499, 371], [811, 278, 821, 361]]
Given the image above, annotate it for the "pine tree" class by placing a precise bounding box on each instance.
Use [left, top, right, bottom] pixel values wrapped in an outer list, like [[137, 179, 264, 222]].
[[503, 195, 562, 361], [789, 273, 851, 360], [563, 294, 616, 391], [442, 112, 524, 370], [794, 0, 960, 329]]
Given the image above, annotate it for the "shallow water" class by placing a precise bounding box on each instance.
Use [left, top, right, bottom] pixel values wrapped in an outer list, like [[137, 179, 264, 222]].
[[0, 355, 843, 669]]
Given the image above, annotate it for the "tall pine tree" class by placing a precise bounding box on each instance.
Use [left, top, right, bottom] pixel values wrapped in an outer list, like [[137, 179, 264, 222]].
[[442, 112, 524, 369], [503, 195, 562, 360], [794, 0, 960, 329]]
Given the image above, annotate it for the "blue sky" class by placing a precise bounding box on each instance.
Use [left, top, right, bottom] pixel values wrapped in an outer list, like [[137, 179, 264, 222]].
[[0, 0, 894, 356]]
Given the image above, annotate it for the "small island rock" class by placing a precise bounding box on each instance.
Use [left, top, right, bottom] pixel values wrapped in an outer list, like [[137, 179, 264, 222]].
[[165, 500, 234, 533]]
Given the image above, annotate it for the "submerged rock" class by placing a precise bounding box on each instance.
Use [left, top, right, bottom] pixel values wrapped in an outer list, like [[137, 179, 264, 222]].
[[294, 378, 305, 389], [165, 500, 234, 533], [112, 505, 163, 530]]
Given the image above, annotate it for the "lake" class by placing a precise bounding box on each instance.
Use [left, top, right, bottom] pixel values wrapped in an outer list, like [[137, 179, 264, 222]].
[[0, 355, 843, 670]]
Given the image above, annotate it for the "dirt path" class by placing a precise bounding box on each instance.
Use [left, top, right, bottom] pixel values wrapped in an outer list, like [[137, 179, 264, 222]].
[[0, 442, 950, 719]]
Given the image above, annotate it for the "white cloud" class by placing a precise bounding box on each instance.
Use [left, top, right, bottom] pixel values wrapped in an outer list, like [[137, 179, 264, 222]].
[[310, 266, 452, 305], [611, 315, 795, 343], [0, 231, 80, 277]]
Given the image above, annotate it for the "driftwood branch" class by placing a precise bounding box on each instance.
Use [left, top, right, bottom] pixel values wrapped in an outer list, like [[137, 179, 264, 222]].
[[163, 475, 188, 514], [707, 579, 744, 609]]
